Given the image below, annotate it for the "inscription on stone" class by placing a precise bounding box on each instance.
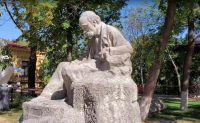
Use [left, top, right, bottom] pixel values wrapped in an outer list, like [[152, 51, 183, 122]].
[[29, 108, 42, 118]]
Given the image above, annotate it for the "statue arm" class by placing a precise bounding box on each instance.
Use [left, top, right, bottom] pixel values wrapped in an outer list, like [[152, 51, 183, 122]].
[[100, 44, 132, 62], [106, 26, 133, 56], [109, 44, 133, 56]]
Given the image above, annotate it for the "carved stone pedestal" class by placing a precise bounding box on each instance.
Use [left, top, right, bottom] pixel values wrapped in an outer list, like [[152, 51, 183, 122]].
[[73, 77, 141, 123], [22, 99, 85, 123], [21, 76, 141, 123]]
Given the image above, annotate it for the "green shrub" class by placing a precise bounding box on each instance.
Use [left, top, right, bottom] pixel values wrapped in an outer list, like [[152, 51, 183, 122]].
[[9, 93, 33, 109]]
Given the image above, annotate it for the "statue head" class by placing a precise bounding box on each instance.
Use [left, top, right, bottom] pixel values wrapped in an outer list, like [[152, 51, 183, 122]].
[[79, 11, 101, 38]]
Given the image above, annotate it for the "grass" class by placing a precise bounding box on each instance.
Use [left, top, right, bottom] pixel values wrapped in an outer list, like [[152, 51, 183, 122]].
[[150, 98, 200, 122], [0, 93, 33, 123], [0, 96, 199, 123], [0, 107, 22, 123]]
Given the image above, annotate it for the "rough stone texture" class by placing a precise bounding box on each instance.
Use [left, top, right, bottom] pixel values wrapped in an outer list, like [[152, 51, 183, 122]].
[[0, 86, 10, 110], [21, 11, 141, 123], [22, 76, 141, 123], [22, 100, 85, 123], [149, 95, 167, 113], [73, 75, 141, 123]]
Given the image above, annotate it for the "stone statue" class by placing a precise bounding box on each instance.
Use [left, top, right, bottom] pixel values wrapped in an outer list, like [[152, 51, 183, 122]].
[[0, 38, 14, 86], [35, 11, 133, 103], [0, 38, 14, 110], [21, 11, 141, 123]]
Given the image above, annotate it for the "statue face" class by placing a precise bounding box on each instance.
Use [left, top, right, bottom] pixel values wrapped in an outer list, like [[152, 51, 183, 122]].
[[79, 18, 97, 38]]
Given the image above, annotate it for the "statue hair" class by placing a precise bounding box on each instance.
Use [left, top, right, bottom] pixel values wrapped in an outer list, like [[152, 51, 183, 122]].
[[80, 11, 101, 24]]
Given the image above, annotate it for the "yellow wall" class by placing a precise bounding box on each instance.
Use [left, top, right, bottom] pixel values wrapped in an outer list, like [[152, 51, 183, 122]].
[[9, 47, 46, 88]]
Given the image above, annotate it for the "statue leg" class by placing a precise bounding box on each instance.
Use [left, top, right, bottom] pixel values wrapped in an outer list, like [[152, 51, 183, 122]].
[[61, 59, 99, 105], [39, 62, 70, 100]]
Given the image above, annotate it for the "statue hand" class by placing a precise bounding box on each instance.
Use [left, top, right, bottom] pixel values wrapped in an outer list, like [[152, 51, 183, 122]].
[[99, 47, 110, 61]]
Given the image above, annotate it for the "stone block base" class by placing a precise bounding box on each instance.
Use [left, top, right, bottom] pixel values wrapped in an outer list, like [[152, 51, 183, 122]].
[[0, 86, 10, 110], [22, 100, 85, 123], [72, 79, 141, 123], [21, 77, 141, 123]]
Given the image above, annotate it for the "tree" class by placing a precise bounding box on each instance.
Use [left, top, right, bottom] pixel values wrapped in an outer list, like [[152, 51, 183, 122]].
[[139, 0, 177, 119], [2, 0, 57, 89], [155, 37, 182, 95], [167, 49, 181, 93], [181, 0, 195, 110], [123, 6, 157, 87], [156, 0, 200, 110]]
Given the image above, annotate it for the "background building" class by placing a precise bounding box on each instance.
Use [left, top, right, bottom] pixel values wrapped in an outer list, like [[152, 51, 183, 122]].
[[7, 40, 46, 88]]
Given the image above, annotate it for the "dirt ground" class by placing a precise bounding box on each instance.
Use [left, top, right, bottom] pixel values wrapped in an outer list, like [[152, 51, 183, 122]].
[[0, 117, 10, 123]]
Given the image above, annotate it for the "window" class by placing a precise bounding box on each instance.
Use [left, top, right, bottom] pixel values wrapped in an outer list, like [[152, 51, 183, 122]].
[[22, 61, 28, 76]]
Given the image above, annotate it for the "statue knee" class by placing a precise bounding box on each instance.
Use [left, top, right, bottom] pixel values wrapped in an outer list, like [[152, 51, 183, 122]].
[[57, 62, 68, 69]]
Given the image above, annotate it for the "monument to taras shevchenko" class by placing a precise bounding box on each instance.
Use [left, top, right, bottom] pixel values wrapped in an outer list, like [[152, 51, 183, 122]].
[[21, 11, 141, 123]]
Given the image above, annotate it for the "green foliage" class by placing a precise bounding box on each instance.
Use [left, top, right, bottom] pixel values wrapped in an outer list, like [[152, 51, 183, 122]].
[[0, 45, 13, 70], [62, 21, 70, 30], [2, 0, 58, 51], [0, 7, 3, 17], [9, 93, 33, 109], [123, 4, 162, 85], [190, 53, 200, 83], [43, 39, 87, 82], [43, 47, 67, 82], [127, 0, 200, 90]]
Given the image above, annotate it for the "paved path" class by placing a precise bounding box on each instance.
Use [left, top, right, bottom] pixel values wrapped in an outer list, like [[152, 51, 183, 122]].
[[139, 94, 200, 101]]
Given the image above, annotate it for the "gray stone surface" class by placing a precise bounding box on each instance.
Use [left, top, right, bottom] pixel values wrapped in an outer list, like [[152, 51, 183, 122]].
[[22, 76, 141, 123], [149, 95, 167, 113], [22, 100, 84, 123], [0, 86, 10, 110], [73, 76, 141, 123], [21, 11, 141, 123]]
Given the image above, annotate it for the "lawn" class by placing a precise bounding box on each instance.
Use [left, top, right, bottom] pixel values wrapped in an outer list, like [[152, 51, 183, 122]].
[[0, 107, 22, 123], [0, 93, 32, 123], [150, 98, 200, 122]]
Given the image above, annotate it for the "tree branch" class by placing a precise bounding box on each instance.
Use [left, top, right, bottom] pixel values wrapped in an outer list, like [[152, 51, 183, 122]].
[[0, 18, 11, 26], [4, 0, 23, 33], [105, 10, 117, 24]]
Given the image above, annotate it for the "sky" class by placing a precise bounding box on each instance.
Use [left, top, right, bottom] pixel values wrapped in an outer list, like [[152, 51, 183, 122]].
[[0, 0, 154, 41]]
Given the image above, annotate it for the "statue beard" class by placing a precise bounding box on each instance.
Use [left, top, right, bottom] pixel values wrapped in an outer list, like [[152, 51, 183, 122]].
[[85, 31, 94, 38]]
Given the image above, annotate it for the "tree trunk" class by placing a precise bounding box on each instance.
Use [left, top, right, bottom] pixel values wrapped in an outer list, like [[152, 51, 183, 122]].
[[139, 0, 177, 120], [66, 30, 73, 62], [140, 55, 144, 87], [28, 46, 37, 89], [181, 1, 194, 110], [168, 52, 181, 93]]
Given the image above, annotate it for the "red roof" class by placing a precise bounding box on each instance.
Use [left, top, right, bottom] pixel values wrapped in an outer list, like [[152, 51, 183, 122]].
[[6, 41, 30, 50]]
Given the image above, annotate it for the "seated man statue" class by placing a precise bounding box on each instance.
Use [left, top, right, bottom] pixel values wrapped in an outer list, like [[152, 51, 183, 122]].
[[36, 11, 133, 105]]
